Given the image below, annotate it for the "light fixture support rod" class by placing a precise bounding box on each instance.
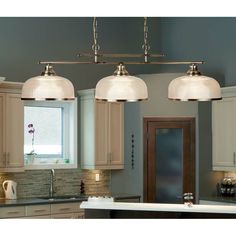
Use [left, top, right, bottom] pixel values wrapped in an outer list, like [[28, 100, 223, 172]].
[[92, 17, 100, 63], [77, 53, 165, 58], [38, 18, 205, 70], [39, 61, 204, 65], [142, 17, 150, 63]]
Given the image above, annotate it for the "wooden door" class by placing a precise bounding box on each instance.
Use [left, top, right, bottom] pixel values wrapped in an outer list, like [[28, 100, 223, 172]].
[[144, 117, 195, 203]]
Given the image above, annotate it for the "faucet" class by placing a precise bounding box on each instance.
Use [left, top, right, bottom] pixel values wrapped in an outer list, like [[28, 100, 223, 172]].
[[183, 192, 194, 207], [49, 169, 55, 198]]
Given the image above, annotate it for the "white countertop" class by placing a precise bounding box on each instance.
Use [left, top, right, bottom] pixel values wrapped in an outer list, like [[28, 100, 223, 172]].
[[80, 201, 236, 214]]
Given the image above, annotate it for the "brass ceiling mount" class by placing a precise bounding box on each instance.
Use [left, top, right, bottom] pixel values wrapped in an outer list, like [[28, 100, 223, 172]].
[[187, 64, 202, 76]]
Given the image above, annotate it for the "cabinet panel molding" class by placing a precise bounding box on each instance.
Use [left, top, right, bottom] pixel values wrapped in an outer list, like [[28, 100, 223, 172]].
[[212, 86, 236, 171], [0, 82, 24, 172], [78, 89, 124, 170]]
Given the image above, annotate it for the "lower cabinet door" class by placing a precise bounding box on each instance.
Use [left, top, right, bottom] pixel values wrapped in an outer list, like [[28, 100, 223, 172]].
[[23, 215, 51, 219], [51, 202, 80, 215], [51, 213, 79, 219], [25, 204, 50, 217], [0, 206, 25, 218]]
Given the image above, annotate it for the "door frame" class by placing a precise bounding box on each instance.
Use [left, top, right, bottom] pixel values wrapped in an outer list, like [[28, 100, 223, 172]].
[[143, 117, 196, 203]]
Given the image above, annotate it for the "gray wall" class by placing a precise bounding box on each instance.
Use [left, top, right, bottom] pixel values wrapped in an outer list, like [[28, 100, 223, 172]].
[[156, 17, 236, 198], [157, 17, 235, 87], [111, 73, 224, 200], [110, 73, 200, 200], [111, 17, 236, 200], [0, 17, 234, 199], [0, 17, 162, 90]]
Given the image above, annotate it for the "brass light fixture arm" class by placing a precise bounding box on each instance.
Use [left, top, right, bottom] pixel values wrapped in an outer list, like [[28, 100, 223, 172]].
[[39, 17, 204, 67], [39, 61, 204, 65], [77, 17, 165, 61], [92, 17, 100, 63], [77, 53, 165, 58], [142, 17, 151, 63]]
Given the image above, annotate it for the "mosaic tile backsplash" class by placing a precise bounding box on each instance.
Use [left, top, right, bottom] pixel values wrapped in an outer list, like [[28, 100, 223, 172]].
[[0, 169, 111, 199]]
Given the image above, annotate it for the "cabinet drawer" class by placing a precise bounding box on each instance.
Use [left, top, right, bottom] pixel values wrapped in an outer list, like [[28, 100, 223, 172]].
[[51, 213, 77, 219], [51, 212, 84, 219], [23, 215, 51, 219], [76, 212, 85, 219], [51, 203, 80, 214], [25, 204, 50, 216], [0, 206, 25, 218]]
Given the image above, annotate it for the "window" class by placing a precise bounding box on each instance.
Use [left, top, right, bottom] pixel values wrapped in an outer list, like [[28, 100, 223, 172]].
[[24, 100, 77, 169]]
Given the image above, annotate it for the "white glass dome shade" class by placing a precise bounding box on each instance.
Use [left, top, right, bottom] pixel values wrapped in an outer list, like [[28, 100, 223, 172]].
[[21, 64, 75, 101], [95, 63, 148, 102], [168, 64, 221, 101]]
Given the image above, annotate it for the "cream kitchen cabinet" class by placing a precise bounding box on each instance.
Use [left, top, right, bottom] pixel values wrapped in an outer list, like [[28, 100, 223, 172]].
[[0, 206, 25, 218], [50, 202, 84, 219], [0, 202, 84, 219], [24, 204, 51, 218], [78, 89, 124, 169], [0, 82, 24, 172], [212, 86, 236, 171]]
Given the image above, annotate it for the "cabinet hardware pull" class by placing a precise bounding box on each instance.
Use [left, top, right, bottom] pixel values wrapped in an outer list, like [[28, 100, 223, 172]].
[[7, 211, 20, 214], [110, 153, 112, 163], [6, 152, 10, 165], [34, 209, 46, 212], [234, 152, 236, 165], [107, 152, 112, 163], [59, 208, 71, 211], [2, 152, 6, 166]]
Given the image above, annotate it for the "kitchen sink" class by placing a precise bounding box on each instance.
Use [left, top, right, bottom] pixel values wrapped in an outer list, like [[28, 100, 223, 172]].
[[40, 195, 88, 201]]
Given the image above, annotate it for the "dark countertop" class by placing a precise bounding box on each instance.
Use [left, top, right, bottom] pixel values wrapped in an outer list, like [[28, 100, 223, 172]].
[[0, 193, 141, 207], [200, 196, 236, 204], [106, 193, 141, 200], [0, 195, 88, 207]]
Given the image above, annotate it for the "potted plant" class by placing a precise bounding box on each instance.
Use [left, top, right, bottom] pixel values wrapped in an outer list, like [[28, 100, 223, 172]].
[[26, 123, 37, 164]]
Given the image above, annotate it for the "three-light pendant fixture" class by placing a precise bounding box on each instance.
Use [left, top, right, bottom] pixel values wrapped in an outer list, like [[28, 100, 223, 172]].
[[21, 17, 222, 102]]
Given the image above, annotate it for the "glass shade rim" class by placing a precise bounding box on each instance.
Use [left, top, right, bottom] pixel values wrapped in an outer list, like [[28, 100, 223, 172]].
[[21, 75, 75, 100]]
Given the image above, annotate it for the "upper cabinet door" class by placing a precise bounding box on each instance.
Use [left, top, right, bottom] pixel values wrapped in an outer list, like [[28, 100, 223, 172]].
[[0, 93, 5, 168], [95, 101, 109, 166], [0, 91, 24, 171], [5, 93, 24, 168], [212, 97, 236, 171], [79, 89, 124, 170], [109, 103, 124, 167]]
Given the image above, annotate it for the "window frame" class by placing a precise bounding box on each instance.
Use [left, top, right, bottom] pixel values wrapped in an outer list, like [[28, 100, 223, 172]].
[[23, 99, 78, 170]]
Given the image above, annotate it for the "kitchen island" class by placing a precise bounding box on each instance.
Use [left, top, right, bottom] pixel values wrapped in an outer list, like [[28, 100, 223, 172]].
[[0, 194, 140, 218], [80, 201, 236, 218]]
